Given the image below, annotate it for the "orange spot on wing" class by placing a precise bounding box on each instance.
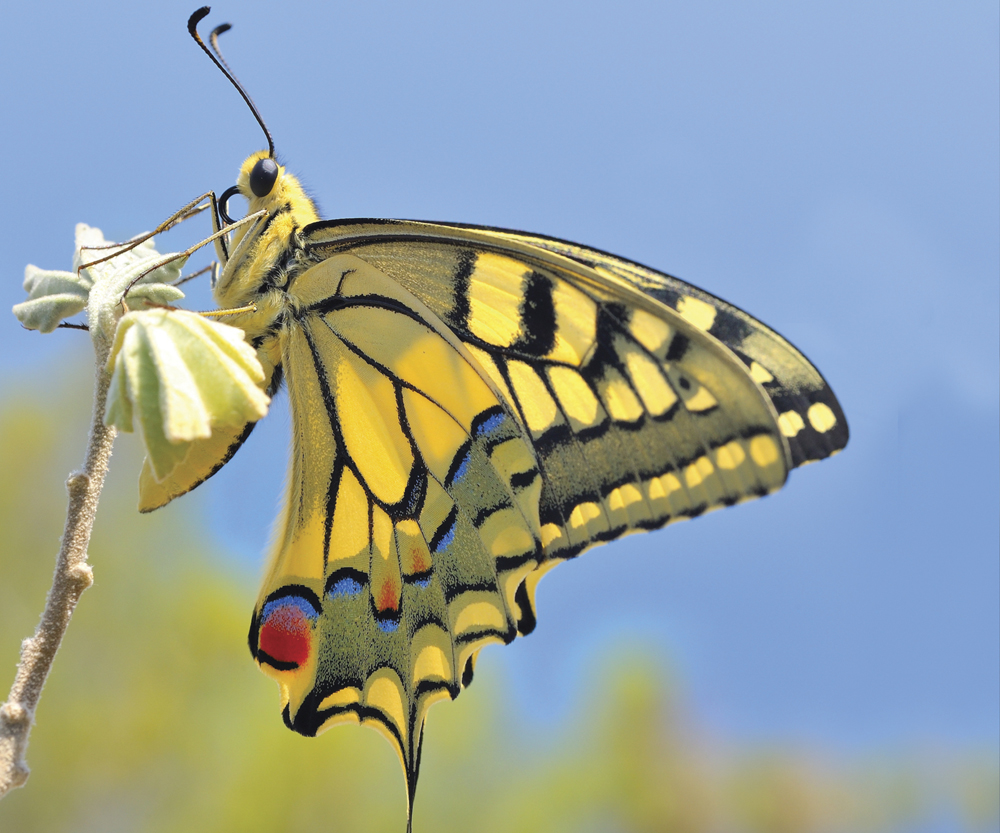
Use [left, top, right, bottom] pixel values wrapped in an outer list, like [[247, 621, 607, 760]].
[[377, 579, 399, 613], [409, 546, 429, 574]]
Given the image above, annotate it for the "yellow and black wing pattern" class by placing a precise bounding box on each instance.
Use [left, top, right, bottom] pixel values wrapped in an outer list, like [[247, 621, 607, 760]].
[[247, 253, 544, 813], [246, 218, 847, 811], [481, 225, 849, 469]]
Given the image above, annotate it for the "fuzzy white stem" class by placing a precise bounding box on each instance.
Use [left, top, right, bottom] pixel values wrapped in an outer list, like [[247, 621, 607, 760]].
[[0, 345, 117, 798]]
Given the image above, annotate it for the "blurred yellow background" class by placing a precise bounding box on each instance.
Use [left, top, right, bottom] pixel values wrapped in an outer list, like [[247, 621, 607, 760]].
[[1, 365, 995, 833]]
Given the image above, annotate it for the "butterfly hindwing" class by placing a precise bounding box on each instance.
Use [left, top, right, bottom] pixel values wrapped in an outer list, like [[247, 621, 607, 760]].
[[248, 254, 542, 809], [135, 342, 282, 512]]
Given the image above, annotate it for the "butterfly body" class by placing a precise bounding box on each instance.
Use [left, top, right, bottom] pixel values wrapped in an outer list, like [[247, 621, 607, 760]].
[[140, 149, 847, 826]]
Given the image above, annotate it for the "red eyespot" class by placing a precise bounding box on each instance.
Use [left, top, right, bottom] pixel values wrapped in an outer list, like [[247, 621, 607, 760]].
[[258, 597, 316, 668]]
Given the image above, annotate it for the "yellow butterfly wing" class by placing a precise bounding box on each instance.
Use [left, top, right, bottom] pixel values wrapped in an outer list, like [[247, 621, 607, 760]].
[[131, 13, 850, 830], [477, 225, 849, 467], [247, 253, 543, 816], [297, 220, 825, 577], [242, 218, 849, 822], [302, 219, 848, 469], [132, 198, 847, 827]]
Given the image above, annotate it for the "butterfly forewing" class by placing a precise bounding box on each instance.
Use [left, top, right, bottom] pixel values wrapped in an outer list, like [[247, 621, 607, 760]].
[[300, 220, 792, 582], [470, 226, 850, 468]]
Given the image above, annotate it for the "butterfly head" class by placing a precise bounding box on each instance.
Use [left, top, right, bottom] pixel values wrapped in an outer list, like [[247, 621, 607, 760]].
[[232, 150, 319, 226], [212, 149, 318, 316], [188, 10, 318, 232]]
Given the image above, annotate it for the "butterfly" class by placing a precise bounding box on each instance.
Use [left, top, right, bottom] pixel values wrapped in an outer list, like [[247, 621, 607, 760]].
[[142, 8, 848, 830]]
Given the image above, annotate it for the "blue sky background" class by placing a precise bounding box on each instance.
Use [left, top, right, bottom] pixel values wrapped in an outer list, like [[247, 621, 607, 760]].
[[1, 0, 996, 758]]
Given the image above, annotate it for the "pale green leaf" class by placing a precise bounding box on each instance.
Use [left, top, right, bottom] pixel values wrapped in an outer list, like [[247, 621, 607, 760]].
[[22, 265, 92, 298], [104, 308, 270, 482], [125, 283, 186, 308], [12, 294, 88, 334]]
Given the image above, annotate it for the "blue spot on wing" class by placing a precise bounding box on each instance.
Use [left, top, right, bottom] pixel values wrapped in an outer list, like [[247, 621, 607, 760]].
[[476, 411, 506, 437], [377, 618, 399, 633], [262, 595, 319, 622], [435, 520, 456, 553], [452, 451, 471, 484], [328, 577, 364, 599]]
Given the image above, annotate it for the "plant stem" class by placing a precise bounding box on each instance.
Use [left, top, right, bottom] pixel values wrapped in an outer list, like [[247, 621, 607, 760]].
[[0, 349, 117, 798]]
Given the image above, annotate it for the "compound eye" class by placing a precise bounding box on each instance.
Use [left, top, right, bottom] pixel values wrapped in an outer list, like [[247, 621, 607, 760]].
[[249, 157, 279, 197]]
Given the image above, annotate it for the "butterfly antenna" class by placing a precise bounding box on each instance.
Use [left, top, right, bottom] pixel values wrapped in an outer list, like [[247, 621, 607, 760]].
[[208, 22, 235, 73], [188, 7, 275, 158]]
